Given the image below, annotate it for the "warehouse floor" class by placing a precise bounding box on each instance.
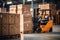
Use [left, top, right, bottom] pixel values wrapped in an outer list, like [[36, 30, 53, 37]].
[[0, 25, 60, 40], [24, 33, 60, 40], [0, 32, 60, 40], [53, 25, 60, 32]]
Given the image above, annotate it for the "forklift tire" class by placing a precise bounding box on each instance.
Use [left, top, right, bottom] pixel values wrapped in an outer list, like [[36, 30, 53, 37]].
[[37, 28, 41, 33], [49, 27, 52, 32]]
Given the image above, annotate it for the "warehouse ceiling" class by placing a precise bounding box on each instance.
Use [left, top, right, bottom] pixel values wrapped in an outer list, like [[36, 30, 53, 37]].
[[0, 0, 60, 9], [2, 0, 60, 4], [1, 0, 60, 2], [1, 0, 60, 3], [0, 0, 60, 5]]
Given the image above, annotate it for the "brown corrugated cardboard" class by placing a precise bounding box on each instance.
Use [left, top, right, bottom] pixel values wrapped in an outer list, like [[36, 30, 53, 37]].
[[15, 14, 20, 25], [0, 8, 6, 13], [17, 4, 31, 14], [17, 4, 23, 14], [2, 25, 8, 36], [8, 14, 15, 24], [2, 14, 8, 24], [9, 5, 16, 14], [9, 25, 15, 35], [9, 25, 20, 35], [9, 8, 16, 13], [38, 4, 56, 10], [24, 21, 33, 33]]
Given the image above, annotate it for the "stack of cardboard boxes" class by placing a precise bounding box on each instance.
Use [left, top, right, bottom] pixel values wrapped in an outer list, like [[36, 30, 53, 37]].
[[0, 13, 20, 36], [17, 4, 33, 33], [16, 4, 33, 33], [12, 4, 33, 33], [0, 4, 33, 36]]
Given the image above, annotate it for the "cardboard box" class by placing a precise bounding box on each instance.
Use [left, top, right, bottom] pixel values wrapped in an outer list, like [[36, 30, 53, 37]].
[[9, 8, 16, 13], [15, 25, 20, 34], [15, 14, 20, 25], [0, 13, 8, 24], [24, 21, 33, 32], [0, 13, 21, 36], [17, 4, 23, 14], [0, 8, 6, 13], [23, 14, 32, 22], [38, 4, 56, 10], [24, 17, 32, 21], [9, 25, 20, 35], [8, 14, 15, 24], [17, 4, 31, 14], [22, 11, 31, 14], [9, 25, 15, 35], [2, 14, 8, 24], [38, 4, 50, 9], [2, 25, 8, 36], [9, 5, 16, 14]]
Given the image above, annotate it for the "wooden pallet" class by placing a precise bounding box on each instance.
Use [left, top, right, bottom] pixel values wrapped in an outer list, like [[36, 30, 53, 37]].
[[0, 34, 20, 39]]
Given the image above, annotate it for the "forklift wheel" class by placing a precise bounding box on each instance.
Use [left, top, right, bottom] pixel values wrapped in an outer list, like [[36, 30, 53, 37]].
[[49, 27, 52, 32], [37, 28, 41, 33]]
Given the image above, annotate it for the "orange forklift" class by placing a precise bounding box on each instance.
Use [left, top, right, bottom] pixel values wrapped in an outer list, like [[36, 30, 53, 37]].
[[33, 9, 53, 33]]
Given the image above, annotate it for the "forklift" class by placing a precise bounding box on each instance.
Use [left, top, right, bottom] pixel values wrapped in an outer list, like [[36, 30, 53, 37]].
[[33, 9, 53, 33]]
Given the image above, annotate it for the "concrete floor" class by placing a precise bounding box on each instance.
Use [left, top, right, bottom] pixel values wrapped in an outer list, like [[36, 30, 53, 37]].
[[0, 33, 60, 40], [53, 25, 60, 32], [0, 25, 60, 40], [24, 33, 60, 40]]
